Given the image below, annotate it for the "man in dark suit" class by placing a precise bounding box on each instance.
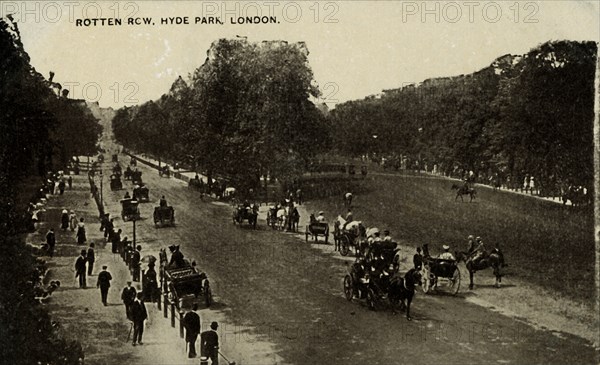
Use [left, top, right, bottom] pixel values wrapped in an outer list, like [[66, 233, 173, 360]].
[[87, 242, 95, 276], [121, 281, 137, 320], [130, 293, 147, 346], [201, 321, 219, 364], [96, 265, 112, 306], [131, 245, 141, 282], [183, 304, 201, 358], [74, 250, 87, 288], [45, 228, 56, 257]]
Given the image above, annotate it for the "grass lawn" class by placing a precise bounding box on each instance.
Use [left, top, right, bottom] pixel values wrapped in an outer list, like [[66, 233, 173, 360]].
[[305, 173, 594, 304]]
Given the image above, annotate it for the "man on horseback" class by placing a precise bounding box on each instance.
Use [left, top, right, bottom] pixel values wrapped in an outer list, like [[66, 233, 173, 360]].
[[342, 208, 353, 230], [466, 235, 476, 255], [470, 237, 486, 263]]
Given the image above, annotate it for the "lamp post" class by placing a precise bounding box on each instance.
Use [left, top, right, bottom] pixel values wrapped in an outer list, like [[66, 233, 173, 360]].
[[99, 169, 103, 207]]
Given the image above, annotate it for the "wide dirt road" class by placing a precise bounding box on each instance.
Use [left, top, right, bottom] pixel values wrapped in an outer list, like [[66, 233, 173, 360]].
[[105, 156, 597, 365]]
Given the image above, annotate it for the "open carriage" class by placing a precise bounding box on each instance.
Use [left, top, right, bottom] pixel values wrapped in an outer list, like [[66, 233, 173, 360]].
[[133, 184, 150, 202], [232, 205, 258, 229], [110, 174, 123, 191], [159, 250, 212, 309], [305, 220, 329, 243], [334, 220, 365, 257], [420, 244, 461, 295], [131, 170, 143, 185], [154, 206, 175, 227], [120, 198, 140, 222]]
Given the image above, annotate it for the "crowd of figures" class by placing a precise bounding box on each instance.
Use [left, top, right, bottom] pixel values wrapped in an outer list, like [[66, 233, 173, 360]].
[[366, 153, 592, 206]]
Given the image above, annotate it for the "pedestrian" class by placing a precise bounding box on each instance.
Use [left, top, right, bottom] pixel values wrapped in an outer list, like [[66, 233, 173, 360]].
[[201, 321, 219, 364], [76, 218, 86, 245], [45, 228, 56, 257], [58, 179, 66, 195], [112, 228, 122, 254], [130, 292, 147, 346], [143, 262, 158, 302], [96, 265, 112, 306], [413, 247, 423, 270], [121, 281, 137, 320], [131, 245, 141, 282], [104, 217, 114, 241], [87, 242, 96, 276], [69, 210, 77, 231], [60, 209, 69, 231], [530, 176, 536, 195], [67, 175, 73, 189], [75, 249, 87, 288], [183, 304, 201, 358]]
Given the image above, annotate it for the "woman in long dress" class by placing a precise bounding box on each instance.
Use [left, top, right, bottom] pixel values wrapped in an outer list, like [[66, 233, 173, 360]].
[[76, 217, 86, 245]]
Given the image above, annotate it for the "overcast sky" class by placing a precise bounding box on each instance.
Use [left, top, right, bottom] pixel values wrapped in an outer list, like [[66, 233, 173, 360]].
[[8, 1, 600, 108]]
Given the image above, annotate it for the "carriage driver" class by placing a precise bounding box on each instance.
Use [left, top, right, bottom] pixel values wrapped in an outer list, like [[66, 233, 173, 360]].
[[438, 245, 455, 261], [160, 195, 168, 207], [316, 211, 326, 223]]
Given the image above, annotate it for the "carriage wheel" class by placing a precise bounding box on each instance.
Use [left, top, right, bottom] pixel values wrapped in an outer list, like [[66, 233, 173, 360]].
[[450, 268, 461, 295], [343, 275, 353, 301], [366, 288, 378, 311], [340, 237, 350, 256]]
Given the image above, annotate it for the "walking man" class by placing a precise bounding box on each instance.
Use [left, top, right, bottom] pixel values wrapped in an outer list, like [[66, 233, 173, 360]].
[[121, 281, 137, 320], [413, 247, 423, 270], [87, 242, 96, 276], [130, 293, 147, 346], [183, 304, 201, 358], [96, 265, 112, 306], [131, 245, 141, 282], [201, 321, 219, 364], [45, 228, 56, 257], [74, 249, 87, 288]]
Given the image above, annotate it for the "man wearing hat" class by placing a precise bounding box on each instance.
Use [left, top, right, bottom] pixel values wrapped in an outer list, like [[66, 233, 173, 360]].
[[316, 211, 326, 223], [130, 292, 147, 346], [183, 304, 201, 358], [471, 237, 486, 262], [466, 235, 476, 255], [121, 281, 137, 320], [74, 249, 87, 288], [201, 321, 219, 364], [382, 230, 392, 242], [168, 245, 185, 268], [438, 245, 455, 261], [131, 245, 142, 282], [96, 265, 112, 306]]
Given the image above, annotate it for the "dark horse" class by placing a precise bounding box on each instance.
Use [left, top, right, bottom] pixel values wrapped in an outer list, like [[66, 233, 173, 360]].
[[456, 251, 502, 289], [451, 184, 476, 202], [287, 206, 300, 232], [388, 268, 422, 320]]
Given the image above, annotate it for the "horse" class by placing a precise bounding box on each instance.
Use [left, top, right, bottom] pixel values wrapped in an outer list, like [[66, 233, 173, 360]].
[[456, 250, 503, 289], [451, 183, 476, 202], [276, 207, 288, 230], [387, 268, 422, 320], [562, 186, 590, 207], [287, 207, 300, 232]]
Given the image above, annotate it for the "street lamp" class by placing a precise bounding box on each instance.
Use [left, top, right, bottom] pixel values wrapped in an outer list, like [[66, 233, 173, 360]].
[[99, 169, 103, 207]]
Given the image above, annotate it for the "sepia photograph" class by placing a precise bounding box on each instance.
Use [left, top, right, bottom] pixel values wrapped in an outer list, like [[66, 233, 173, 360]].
[[0, 1, 599, 364]]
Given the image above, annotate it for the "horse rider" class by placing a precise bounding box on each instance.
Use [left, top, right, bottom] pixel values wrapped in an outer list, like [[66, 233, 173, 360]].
[[438, 244, 455, 261], [466, 235, 476, 254], [470, 237, 486, 262], [316, 211, 326, 223], [160, 195, 168, 208], [342, 208, 354, 230], [382, 230, 392, 242]]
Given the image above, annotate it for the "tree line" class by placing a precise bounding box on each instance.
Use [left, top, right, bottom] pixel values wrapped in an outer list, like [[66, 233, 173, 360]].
[[329, 40, 597, 194], [1, 15, 100, 364], [113, 39, 331, 196]]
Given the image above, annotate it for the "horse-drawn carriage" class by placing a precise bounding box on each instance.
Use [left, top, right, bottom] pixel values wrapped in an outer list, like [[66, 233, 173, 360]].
[[112, 163, 122, 176], [133, 184, 149, 202], [334, 219, 365, 257], [154, 205, 175, 227], [124, 166, 133, 180], [420, 244, 461, 295], [266, 205, 299, 231], [110, 174, 123, 191], [158, 165, 170, 177], [343, 243, 421, 320], [188, 176, 205, 192], [232, 204, 258, 229], [305, 219, 329, 243], [120, 198, 140, 222], [159, 251, 212, 309], [131, 170, 142, 185]]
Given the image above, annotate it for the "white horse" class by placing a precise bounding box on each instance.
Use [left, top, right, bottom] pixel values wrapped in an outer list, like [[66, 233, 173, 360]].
[[276, 207, 288, 230]]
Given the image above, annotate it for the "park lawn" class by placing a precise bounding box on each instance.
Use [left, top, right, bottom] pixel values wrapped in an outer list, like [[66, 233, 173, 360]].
[[305, 173, 594, 304]]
